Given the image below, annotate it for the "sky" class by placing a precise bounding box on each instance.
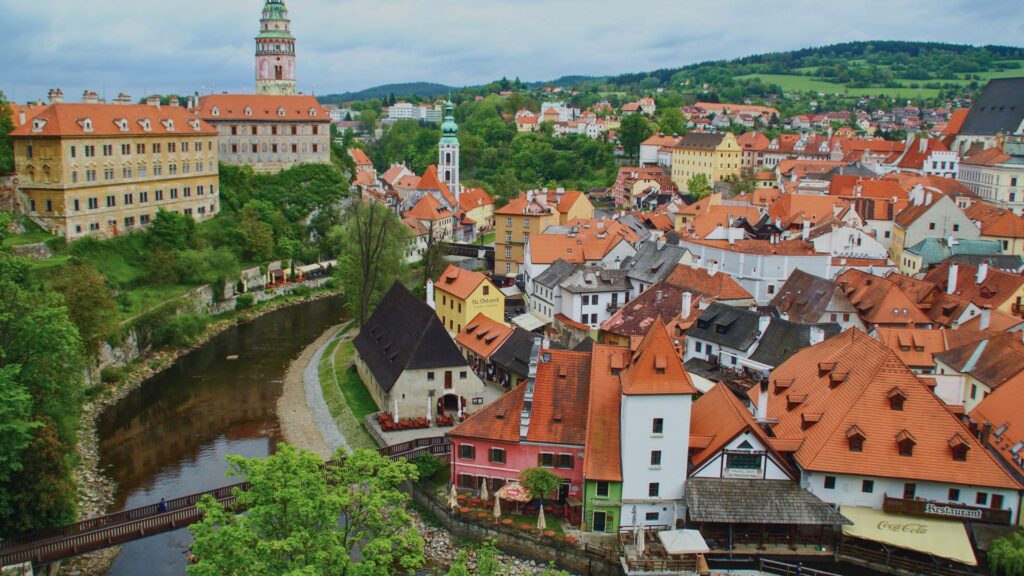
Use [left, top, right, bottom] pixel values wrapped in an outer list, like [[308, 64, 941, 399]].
[[2, 0, 1023, 103]]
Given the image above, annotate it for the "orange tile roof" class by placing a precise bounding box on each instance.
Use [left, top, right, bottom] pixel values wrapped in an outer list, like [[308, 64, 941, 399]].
[[449, 382, 525, 442], [967, 203, 1024, 238], [600, 282, 700, 339], [404, 193, 452, 222], [942, 109, 969, 136], [9, 102, 216, 137], [688, 205, 762, 238], [620, 318, 696, 395], [690, 383, 796, 475], [777, 159, 844, 178], [552, 189, 585, 214], [665, 264, 752, 300], [348, 147, 372, 166], [418, 165, 457, 206], [958, 308, 1024, 332], [455, 313, 513, 359], [584, 344, 624, 481], [970, 377, 1024, 477], [555, 313, 590, 331], [8, 102, 49, 128], [194, 94, 330, 122], [527, 233, 627, 265], [767, 195, 850, 228], [736, 131, 771, 152], [381, 165, 411, 185], [751, 329, 1019, 489], [961, 146, 1011, 167], [435, 264, 493, 300], [923, 261, 1024, 310], [890, 173, 978, 200], [641, 134, 684, 148], [458, 187, 494, 213], [681, 237, 818, 256], [894, 138, 950, 170], [352, 171, 376, 187], [834, 269, 931, 325], [495, 192, 554, 216], [935, 333, 1024, 392], [874, 328, 991, 369]]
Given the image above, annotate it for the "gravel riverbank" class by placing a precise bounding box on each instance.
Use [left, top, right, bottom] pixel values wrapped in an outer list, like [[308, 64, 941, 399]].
[[277, 323, 347, 458]]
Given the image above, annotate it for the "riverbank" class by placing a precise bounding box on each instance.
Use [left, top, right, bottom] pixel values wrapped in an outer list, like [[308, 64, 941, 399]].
[[277, 323, 346, 459], [67, 289, 341, 576]]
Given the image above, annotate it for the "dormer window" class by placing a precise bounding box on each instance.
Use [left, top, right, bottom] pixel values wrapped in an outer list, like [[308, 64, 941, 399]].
[[801, 412, 822, 430], [211, 107, 220, 117], [829, 371, 849, 388], [116, 119, 128, 132], [139, 118, 152, 132], [786, 394, 807, 412], [277, 107, 286, 117], [309, 108, 317, 117], [774, 378, 794, 395], [162, 119, 175, 131], [949, 434, 970, 462], [896, 429, 916, 457], [31, 119, 47, 133], [244, 107, 252, 116], [847, 425, 865, 452], [188, 119, 201, 131], [887, 387, 907, 411], [81, 118, 93, 132], [818, 362, 836, 377]]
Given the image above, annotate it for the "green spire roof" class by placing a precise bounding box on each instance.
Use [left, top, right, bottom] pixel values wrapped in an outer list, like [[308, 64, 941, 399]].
[[258, 0, 293, 40], [440, 100, 459, 145]]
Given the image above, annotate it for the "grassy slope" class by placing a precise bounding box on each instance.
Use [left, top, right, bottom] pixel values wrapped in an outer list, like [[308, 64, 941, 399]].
[[317, 338, 378, 451]]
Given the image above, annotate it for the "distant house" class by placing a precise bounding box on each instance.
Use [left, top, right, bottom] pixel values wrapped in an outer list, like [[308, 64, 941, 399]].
[[620, 240, 691, 297], [769, 269, 864, 331], [353, 282, 484, 421]]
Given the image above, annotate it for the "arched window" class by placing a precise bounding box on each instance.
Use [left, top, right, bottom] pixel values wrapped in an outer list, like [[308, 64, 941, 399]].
[[212, 107, 220, 117]]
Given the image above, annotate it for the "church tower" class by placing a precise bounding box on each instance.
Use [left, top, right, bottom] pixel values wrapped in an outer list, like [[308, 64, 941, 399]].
[[438, 100, 460, 199], [255, 0, 297, 95]]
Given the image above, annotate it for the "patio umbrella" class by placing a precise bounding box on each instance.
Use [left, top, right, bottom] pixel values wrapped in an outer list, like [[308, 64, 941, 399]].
[[493, 496, 502, 518], [637, 525, 646, 554], [480, 480, 489, 502], [537, 505, 547, 530], [495, 482, 531, 503], [448, 491, 458, 511]]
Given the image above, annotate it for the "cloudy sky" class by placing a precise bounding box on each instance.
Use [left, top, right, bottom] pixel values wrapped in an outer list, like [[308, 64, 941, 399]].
[[2, 0, 1022, 103]]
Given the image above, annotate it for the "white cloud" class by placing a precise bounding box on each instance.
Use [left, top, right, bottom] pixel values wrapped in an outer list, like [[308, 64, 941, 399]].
[[1, 0, 1021, 102]]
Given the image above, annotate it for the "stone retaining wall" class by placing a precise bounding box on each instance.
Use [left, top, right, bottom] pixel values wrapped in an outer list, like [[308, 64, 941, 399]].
[[411, 486, 624, 576]]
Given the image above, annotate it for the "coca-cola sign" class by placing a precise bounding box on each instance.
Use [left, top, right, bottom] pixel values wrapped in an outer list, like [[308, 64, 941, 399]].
[[877, 520, 927, 534]]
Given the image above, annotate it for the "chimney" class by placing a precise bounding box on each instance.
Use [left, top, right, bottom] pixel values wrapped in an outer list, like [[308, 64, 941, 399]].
[[801, 220, 811, 241], [425, 279, 435, 309], [82, 90, 98, 104], [168, 95, 180, 107], [18, 110, 25, 126], [47, 88, 62, 104], [698, 297, 710, 311], [114, 92, 132, 105], [979, 308, 991, 331], [774, 217, 782, 229], [976, 261, 989, 285], [656, 236, 666, 251], [947, 263, 959, 295], [981, 421, 993, 446], [809, 325, 825, 345], [919, 138, 928, 154], [758, 315, 770, 334], [146, 95, 161, 107], [709, 261, 719, 277], [681, 292, 693, 318], [925, 191, 933, 206], [756, 377, 769, 424]]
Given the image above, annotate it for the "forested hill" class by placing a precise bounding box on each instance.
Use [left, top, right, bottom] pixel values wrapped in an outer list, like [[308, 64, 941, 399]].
[[319, 82, 457, 104]]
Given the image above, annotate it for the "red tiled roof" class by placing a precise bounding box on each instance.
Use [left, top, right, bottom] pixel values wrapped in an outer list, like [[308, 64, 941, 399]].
[[751, 330, 1020, 489], [9, 102, 216, 137], [767, 195, 849, 229], [620, 318, 696, 395], [970, 376, 1024, 476], [923, 261, 1024, 310], [834, 269, 931, 325], [455, 313, 513, 359], [961, 146, 1011, 167], [584, 344, 624, 481], [688, 205, 762, 238], [967, 203, 1024, 238], [348, 147, 372, 166], [665, 264, 752, 300], [418, 165, 456, 206], [435, 264, 493, 300], [874, 327, 991, 369], [194, 94, 329, 122], [935, 333, 1024, 392], [600, 283, 699, 339], [404, 193, 452, 222], [458, 187, 494, 213], [681, 237, 819, 256]]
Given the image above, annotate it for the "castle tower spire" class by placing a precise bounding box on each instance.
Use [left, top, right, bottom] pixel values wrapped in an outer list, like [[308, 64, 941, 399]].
[[255, 0, 297, 95], [438, 99, 460, 200]]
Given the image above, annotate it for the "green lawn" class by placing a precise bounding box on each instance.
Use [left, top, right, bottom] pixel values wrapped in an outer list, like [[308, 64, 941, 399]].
[[117, 284, 194, 320], [318, 337, 378, 451], [477, 232, 495, 246], [736, 74, 944, 98]]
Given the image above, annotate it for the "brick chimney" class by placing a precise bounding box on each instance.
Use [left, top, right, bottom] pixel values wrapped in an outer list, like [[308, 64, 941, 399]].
[[146, 95, 161, 108], [81, 90, 99, 104], [48, 88, 64, 104]]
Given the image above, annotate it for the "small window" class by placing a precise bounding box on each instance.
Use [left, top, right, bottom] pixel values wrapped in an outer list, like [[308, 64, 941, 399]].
[[652, 418, 664, 434], [483, 285, 489, 296], [849, 435, 864, 452], [976, 492, 988, 506], [459, 371, 467, 379], [903, 483, 916, 500], [862, 480, 874, 493], [458, 444, 475, 460], [648, 483, 659, 497], [538, 453, 555, 468], [824, 476, 836, 490], [596, 481, 610, 498], [645, 512, 659, 521], [488, 448, 505, 464], [992, 494, 1005, 510], [650, 450, 662, 467], [948, 488, 960, 502], [427, 372, 435, 381], [557, 454, 574, 469]]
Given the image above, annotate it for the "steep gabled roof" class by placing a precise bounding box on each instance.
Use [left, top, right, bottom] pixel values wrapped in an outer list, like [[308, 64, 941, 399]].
[[874, 327, 992, 369], [353, 282, 468, 393], [622, 243, 691, 287], [435, 264, 493, 300], [404, 193, 453, 222], [959, 78, 1024, 137], [664, 264, 752, 300], [751, 329, 1019, 489], [686, 302, 762, 350], [620, 318, 696, 395], [935, 333, 1024, 391], [584, 344, 624, 481], [748, 319, 841, 368], [770, 269, 845, 324], [455, 313, 514, 360], [924, 261, 1024, 309], [834, 269, 931, 325]]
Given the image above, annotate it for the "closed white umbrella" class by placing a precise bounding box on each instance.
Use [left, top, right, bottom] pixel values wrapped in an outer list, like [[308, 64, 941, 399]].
[[493, 496, 502, 518], [480, 479, 489, 502], [448, 491, 458, 511], [637, 525, 646, 554], [537, 505, 547, 530]]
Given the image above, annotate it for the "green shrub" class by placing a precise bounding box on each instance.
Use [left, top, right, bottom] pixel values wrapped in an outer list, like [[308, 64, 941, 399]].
[[291, 285, 312, 298], [410, 452, 444, 483], [100, 365, 127, 384], [236, 293, 255, 310], [151, 313, 208, 348]]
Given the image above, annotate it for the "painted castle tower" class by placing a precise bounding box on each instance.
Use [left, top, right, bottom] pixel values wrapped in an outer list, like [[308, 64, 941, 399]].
[[255, 0, 297, 95]]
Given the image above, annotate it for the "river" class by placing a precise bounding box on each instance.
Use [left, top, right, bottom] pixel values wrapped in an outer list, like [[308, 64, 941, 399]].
[[96, 296, 345, 576]]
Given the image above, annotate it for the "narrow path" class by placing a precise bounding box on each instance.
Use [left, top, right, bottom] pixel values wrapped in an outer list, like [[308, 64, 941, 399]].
[[302, 324, 352, 455], [278, 323, 346, 458]]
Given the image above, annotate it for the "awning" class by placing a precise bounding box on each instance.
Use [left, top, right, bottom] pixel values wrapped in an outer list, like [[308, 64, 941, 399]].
[[840, 506, 977, 567], [500, 285, 524, 298], [686, 478, 851, 526], [658, 529, 710, 555], [511, 312, 549, 332]]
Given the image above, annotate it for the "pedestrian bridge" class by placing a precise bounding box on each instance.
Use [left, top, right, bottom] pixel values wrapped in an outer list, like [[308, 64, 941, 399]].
[[0, 437, 450, 569]]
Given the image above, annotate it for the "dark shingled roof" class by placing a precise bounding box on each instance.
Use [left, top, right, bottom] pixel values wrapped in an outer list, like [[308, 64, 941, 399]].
[[533, 259, 578, 288], [490, 328, 543, 379], [616, 214, 654, 243], [769, 269, 843, 324], [621, 241, 690, 287], [678, 132, 726, 150], [959, 78, 1024, 137], [949, 253, 1024, 273], [685, 478, 851, 525], [353, 282, 468, 393], [748, 319, 841, 368], [686, 302, 761, 351]]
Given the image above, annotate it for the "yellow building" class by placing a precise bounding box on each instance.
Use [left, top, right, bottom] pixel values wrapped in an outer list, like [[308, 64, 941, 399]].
[[10, 98, 219, 239], [554, 189, 595, 224], [432, 264, 505, 334], [494, 191, 560, 276], [670, 132, 741, 192]]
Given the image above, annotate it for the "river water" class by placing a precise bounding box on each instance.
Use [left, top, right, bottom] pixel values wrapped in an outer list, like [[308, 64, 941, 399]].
[[96, 296, 345, 576]]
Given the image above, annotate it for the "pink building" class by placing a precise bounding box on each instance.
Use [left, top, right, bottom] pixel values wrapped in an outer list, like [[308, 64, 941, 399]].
[[448, 348, 590, 501]]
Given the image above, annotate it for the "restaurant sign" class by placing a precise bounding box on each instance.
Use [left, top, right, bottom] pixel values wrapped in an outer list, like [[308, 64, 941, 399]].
[[883, 495, 1010, 525]]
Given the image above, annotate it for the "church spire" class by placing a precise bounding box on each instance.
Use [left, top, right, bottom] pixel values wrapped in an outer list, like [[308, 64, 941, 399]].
[[439, 99, 461, 200]]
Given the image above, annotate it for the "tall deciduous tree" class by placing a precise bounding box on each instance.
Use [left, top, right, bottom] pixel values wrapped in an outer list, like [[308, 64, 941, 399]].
[[188, 446, 424, 576], [0, 91, 14, 174], [990, 531, 1024, 576], [420, 219, 449, 289], [618, 114, 654, 162], [686, 173, 712, 200], [337, 202, 409, 325], [50, 262, 120, 356], [519, 467, 561, 505]]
